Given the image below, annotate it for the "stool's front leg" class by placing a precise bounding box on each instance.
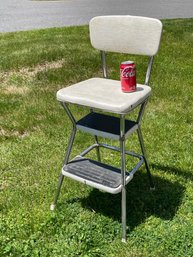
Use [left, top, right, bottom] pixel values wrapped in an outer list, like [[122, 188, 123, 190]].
[[50, 102, 77, 210], [120, 114, 127, 242], [50, 173, 64, 211]]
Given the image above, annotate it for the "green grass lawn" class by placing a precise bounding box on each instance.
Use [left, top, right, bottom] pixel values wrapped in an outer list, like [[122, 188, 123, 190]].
[[0, 18, 193, 257]]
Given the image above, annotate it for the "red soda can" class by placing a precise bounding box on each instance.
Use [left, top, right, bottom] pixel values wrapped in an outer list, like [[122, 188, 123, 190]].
[[120, 61, 136, 92]]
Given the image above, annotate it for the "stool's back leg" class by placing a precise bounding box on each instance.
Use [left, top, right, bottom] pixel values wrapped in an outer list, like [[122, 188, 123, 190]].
[[137, 126, 155, 190], [94, 135, 101, 162]]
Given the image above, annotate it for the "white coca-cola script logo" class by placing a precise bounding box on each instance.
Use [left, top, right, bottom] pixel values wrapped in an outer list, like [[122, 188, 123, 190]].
[[121, 66, 135, 78]]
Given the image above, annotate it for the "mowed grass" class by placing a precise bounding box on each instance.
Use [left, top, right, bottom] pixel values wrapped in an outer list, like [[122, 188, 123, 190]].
[[0, 19, 193, 256]]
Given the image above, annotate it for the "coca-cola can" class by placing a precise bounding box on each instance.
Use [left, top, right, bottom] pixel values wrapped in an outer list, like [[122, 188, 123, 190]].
[[120, 61, 136, 92]]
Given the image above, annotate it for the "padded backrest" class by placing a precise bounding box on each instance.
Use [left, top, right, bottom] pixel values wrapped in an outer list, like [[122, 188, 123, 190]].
[[89, 15, 163, 56]]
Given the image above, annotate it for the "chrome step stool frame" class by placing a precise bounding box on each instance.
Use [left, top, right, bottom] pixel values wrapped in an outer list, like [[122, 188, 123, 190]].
[[50, 15, 163, 242]]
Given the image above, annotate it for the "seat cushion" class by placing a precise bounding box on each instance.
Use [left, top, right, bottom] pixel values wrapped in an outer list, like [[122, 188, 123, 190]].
[[56, 78, 151, 114]]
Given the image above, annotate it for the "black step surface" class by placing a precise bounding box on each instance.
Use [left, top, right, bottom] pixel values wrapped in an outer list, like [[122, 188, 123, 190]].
[[76, 112, 137, 139], [63, 156, 129, 189]]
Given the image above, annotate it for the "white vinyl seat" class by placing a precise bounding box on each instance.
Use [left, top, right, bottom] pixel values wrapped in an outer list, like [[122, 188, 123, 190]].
[[51, 15, 163, 242], [57, 78, 152, 114]]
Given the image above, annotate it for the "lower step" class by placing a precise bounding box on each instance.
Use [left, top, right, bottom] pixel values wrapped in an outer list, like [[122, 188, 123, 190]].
[[62, 156, 133, 194]]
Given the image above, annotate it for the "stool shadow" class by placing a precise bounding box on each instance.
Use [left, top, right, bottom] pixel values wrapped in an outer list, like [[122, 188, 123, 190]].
[[79, 172, 184, 231], [152, 164, 193, 181]]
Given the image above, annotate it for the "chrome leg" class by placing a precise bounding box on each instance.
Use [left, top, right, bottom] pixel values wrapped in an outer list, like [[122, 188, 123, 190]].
[[94, 135, 101, 162], [64, 126, 77, 165], [137, 126, 155, 190], [51, 101, 77, 210], [50, 126, 77, 210], [61, 102, 77, 165], [120, 115, 127, 242], [50, 173, 64, 210]]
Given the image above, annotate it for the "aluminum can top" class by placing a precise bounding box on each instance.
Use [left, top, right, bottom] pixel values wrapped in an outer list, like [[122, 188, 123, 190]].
[[121, 61, 134, 65]]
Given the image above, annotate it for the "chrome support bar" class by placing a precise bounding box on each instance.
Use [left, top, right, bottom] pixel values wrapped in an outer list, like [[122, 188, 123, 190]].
[[130, 157, 144, 176], [101, 51, 108, 78], [137, 100, 148, 125], [94, 135, 101, 162], [61, 103, 77, 165], [145, 56, 154, 85], [61, 102, 76, 126], [98, 143, 143, 159], [79, 143, 99, 157], [63, 126, 77, 165]]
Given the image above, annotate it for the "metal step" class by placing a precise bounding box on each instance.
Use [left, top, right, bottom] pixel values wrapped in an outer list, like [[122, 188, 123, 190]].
[[62, 156, 133, 194], [76, 112, 138, 140]]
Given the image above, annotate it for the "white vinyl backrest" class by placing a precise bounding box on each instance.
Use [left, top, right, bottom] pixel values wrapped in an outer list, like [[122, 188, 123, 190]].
[[89, 15, 163, 56]]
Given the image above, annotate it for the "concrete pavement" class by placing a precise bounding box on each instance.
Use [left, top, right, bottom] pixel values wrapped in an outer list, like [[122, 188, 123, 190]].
[[0, 0, 193, 32]]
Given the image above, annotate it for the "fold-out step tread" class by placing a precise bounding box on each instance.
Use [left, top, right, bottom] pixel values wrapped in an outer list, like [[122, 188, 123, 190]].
[[76, 112, 137, 140], [62, 156, 133, 194]]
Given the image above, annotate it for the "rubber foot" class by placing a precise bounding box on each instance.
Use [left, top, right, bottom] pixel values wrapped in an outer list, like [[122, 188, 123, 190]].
[[122, 238, 126, 243], [50, 204, 56, 211]]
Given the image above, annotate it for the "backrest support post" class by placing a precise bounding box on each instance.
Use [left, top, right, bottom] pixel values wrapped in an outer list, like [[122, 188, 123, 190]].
[[101, 51, 108, 78], [145, 56, 154, 85]]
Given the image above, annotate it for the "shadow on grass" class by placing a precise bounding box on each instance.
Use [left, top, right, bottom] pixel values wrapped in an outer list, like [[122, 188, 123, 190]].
[[76, 171, 185, 231], [152, 164, 193, 181]]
